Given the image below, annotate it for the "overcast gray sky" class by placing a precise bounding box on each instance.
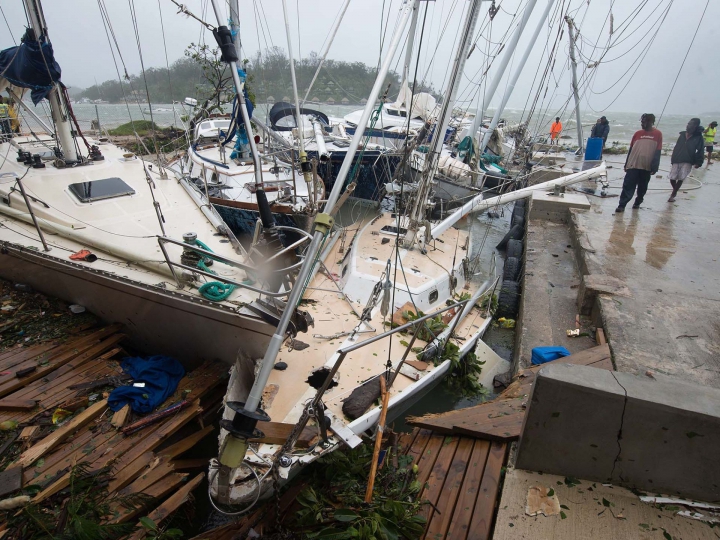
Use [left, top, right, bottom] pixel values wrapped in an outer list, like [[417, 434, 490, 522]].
[[1, 0, 718, 116]]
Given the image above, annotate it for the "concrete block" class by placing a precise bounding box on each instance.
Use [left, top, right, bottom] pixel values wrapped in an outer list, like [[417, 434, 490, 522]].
[[577, 274, 631, 315], [530, 191, 590, 221], [516, 363, 720, 502]]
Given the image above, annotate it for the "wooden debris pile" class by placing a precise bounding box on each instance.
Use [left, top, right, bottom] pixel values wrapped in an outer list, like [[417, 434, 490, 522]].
[[0, 324, 229, 539]]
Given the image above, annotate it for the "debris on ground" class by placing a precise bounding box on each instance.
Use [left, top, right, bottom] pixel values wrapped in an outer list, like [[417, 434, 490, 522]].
[[526, 485, 561, 517]]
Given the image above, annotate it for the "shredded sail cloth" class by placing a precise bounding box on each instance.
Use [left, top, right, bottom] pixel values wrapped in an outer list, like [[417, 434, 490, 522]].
[[0, 29, 62, 104], [108, 356, 185, 414]]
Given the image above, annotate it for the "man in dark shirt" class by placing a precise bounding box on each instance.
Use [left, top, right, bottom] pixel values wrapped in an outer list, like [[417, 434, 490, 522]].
[[668, 118, 704, 202], [616, 113, 662, 213]]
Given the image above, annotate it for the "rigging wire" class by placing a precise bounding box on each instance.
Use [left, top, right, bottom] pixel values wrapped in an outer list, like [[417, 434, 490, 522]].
[[0, 5, 16, 45], [657, 0, 709, 126]]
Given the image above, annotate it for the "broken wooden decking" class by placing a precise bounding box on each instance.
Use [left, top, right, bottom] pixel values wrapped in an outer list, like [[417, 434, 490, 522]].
[[406, 344, 613, 441], [0, 325, 230, 539]]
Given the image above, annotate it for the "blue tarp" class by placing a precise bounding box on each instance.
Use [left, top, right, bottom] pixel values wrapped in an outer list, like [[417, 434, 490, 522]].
[[531, 346, 571, 365], [0, 30, 62, 105], [108, 356, 185, 414]]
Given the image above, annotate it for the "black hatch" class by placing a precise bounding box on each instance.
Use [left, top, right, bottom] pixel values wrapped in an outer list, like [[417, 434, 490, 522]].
[[69, 177, 136, 203]]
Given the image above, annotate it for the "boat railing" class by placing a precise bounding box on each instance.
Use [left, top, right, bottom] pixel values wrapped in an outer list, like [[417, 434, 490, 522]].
[[156, 227, 312, 298]]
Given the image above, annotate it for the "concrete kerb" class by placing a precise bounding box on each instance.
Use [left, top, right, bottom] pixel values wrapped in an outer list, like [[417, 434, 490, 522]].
[[516, 363, 720, 503]]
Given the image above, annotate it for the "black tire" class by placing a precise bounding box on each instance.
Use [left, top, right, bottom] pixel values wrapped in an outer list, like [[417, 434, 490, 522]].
[[514, 198, 527, 209], [511, 213, 525, 228], [507, 239, 523, 259], [511, 203, 525, 222], [503, 256, 520, 281], [496, 224, 523, 251], [497, 280, 520, 318]]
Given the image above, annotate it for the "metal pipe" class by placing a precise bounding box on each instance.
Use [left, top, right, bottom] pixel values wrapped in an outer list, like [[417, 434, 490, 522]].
[[242, 0, 417, 414], [281, 0, 313, 197], [432, 162, 607, 238], [566, 16, 584, 152], [311, 119, 330, 162], [15, 177, 50, 252], [252, 117, 292, 149], [408, 0, 485, 227], [467, 0, 539, 140], [209, 0, 264, 189], [7, 89, 54, 136], [480, 0, 556, 151], [400, 0, 422, 89]]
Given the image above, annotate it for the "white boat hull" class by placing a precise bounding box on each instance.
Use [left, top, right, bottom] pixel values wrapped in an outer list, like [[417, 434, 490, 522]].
[[0, 242, 274, 366]]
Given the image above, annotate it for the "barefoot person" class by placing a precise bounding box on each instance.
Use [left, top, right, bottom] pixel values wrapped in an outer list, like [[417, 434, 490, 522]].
[[703, 121, 717, 166], [668, 118, 704, 202], [615, 114, 662, 213], [550, 117, 562, 145]]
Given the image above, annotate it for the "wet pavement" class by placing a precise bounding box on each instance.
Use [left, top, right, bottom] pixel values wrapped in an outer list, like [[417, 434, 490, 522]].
[[572, 155, 720, 388]]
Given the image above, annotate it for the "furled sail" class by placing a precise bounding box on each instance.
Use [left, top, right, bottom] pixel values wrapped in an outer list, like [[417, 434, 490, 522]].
[[0, 29, 62, 105]]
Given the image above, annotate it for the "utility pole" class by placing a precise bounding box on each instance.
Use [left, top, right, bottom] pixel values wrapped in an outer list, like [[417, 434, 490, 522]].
[[565, 15, 583, 153]]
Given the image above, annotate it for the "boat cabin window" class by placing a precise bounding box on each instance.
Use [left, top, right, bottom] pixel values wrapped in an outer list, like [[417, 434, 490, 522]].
[[386, 109, 407, 118], [68, 178, 136, 203], [428, 290, 438, 303]]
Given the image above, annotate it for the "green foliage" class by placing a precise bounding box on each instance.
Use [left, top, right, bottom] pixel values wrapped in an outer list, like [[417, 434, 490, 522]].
[[290, 444, 426, 539], [8, 463, 147, 539], [77, 46, 436, 106], [139, 517, 184, 540], [440, 345, 487, 397], [480, 293, 497, 313], [108, 120, 161, 136], [402, 310, 447, 342]]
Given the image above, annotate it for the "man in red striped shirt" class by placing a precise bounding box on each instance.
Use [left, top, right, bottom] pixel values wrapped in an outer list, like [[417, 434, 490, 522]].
[[615, 113, 663, 213]]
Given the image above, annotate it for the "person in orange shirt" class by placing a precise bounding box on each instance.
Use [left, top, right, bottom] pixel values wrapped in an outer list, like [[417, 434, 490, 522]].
[[550, 117, 562, 145]]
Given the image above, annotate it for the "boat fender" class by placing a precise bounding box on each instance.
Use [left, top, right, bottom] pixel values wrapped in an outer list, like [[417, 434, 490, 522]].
[[213, 26, 238, 63]]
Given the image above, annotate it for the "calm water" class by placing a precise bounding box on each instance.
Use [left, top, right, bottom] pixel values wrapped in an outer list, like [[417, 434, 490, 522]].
[[20, 101, 712, 146]]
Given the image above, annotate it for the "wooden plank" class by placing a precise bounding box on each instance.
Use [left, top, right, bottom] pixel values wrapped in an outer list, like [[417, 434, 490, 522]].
[[596, 327, 607, 345], [0, 343, 58, 372], [425, 436, 475, 539], [158, 425, 214, 459], [251, 421, 316, 447], [0, 466, 22, 498], [0, 332, 125, 399], [109, 472, 188, 524], [117, 460, 175, 496], [447, 440, 491, 540], [415, 434, 445, 488], [14, 399, 108, 468], [133, 472, 205, 531], [18, 426, 39, 441], [418, 436, 459, 525], [171, 458, 209, 470], [466, 441, 507, 540], [406, 429, 432, 466], [0, 398, 37, 411], [111, 405, 130, 429], [397, 428, 420, 453], [107, 452, 156, 494]]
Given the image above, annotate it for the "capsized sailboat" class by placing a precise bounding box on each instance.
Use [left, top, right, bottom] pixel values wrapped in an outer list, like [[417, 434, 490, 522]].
[[0, 2, 312, 365]]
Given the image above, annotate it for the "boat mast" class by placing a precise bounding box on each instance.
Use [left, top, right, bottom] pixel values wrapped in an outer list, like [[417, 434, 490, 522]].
[[480, 0, 556, 152], [239, 1, 417, 424], [400, 0, 422, 91], [228, 0, 241, 58], [405, 0, 485, 244], [22, 0, 78, 162], [565, 15, 583, 153], [282, 0, 314, 207], [466, 0, 539, 143]]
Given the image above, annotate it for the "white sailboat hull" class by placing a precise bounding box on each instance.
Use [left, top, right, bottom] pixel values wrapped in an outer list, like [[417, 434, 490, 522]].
[[0, 242, 274, 366]]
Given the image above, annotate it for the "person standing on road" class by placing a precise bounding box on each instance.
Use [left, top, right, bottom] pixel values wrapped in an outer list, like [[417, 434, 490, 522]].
[[615, 113, 663, 213], [703, 121, 717, 166], [590, 116, 610, 153], [668, 118, 704, 202], [550, 117, 562, 145]]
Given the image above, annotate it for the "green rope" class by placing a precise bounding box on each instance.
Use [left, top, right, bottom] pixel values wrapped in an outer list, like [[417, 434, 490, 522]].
[[192, 239, 238, 302]]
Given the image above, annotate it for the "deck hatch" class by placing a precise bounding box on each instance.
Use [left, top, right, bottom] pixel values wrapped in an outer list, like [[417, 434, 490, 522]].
[[69, 177, 136, 203]]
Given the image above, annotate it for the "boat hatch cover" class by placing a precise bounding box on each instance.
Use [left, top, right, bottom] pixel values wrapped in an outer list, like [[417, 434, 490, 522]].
[[68, 177, 136, 203]]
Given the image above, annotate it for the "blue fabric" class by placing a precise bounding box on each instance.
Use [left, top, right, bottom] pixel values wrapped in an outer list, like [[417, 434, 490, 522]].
[[108, 356, 185, 413], [0, 30, 63, 105], [531, 346, 571, 365]]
